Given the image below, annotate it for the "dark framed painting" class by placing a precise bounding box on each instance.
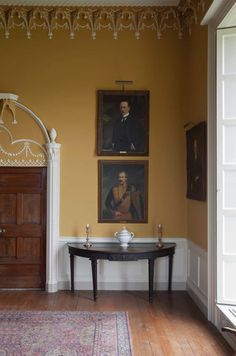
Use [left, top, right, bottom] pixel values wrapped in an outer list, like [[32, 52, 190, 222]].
[[97, 90, 149, 156], [98, 160, 148, 223], [186, 121, 207, 201]]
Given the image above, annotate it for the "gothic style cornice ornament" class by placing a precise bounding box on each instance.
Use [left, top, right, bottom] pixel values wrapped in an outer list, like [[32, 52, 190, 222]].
[[0, 0, 205, 39]]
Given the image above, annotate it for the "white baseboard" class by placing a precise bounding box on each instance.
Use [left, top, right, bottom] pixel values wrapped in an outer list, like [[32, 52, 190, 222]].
[[187, 240, 208, 317], [57, 237, 187, 292], [46, 282, 58, 293], [58, 281, 186, 291], [187, 279, 208, 317]]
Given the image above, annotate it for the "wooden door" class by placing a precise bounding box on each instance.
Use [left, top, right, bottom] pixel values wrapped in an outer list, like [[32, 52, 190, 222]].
[[0, 167, 46, 289]]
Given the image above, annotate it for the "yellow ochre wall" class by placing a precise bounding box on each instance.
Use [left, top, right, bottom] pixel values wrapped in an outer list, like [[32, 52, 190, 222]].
[[0, 25, 207, 242], [182, 20, 208, 250]]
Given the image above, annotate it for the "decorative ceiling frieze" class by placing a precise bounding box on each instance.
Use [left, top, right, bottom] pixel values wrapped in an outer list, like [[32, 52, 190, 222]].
[[0, 0, 205, 39]]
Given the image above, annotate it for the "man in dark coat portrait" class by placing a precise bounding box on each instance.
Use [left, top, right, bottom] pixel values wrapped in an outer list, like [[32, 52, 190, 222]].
[[112, 100, 144, 152]]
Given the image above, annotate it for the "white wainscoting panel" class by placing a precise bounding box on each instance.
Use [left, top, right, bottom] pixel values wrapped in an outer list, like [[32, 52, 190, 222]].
[[187, 240, 208, 316], [57, 237, 187, 291]]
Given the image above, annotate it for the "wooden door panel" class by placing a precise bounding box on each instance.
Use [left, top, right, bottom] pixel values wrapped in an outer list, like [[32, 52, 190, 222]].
[[0, 264, 42, 288], [23, 194, 41, 224], [0, 257, 41, 264], [0, 173, 42, 188], [0, 167, 46, 289], [0, 194, 17, 224], [0, 225, 42, 237], [0, 238, 16, 257], [0, 264, 40, 275], [17, 237, 40, 258]]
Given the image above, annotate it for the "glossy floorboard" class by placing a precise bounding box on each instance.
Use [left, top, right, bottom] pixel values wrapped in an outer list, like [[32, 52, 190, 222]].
[[0, 290, 233, 355]]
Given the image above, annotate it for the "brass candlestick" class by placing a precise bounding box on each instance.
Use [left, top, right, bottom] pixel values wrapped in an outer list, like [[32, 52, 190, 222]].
[[157, 223, 163, 248], [84, 224, 92, 248]]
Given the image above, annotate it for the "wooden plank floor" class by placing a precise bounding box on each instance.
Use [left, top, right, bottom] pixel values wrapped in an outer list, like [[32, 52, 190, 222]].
[[0, 290, 233, 355]]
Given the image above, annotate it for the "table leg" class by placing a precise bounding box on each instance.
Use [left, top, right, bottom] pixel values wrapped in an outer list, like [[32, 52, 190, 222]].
[[91, 259, 97, 301], [70, 254, 74, 293], [168, 254, 174, 293], [148, 259, 154, 303]]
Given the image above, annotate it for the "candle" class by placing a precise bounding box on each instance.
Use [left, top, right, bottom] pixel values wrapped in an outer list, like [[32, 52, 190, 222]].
[[86, 224, 90, 233], [84, 223, 92, 248], [157, 224, 162, 237], [156, 223, 163, 248]]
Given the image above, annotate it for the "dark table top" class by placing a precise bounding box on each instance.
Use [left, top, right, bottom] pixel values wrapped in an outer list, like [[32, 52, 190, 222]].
[[67, 242, 176, 259]]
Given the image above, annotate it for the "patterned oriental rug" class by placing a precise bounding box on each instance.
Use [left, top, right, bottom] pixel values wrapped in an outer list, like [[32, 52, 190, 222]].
[[0, 310, 132, 356]]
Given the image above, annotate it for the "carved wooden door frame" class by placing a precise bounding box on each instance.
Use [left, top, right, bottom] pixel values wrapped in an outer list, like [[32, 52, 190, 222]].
[[0, 93, 61, 292]]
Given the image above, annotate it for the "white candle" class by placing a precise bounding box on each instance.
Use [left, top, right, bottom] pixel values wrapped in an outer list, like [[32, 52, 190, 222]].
[[86, 224, 90, 235], [157, 224, 162, 237]]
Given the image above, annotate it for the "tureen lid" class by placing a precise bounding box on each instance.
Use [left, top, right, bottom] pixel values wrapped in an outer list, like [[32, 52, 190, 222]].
[[118, 226, 130, 235]]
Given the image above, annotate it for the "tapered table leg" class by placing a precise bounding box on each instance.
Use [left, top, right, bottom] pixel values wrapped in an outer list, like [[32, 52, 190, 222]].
[[91, 259, 97, 301], [148, 259, 155, 303], [168, 254, 174, 293], [70, 254, 74, 292]]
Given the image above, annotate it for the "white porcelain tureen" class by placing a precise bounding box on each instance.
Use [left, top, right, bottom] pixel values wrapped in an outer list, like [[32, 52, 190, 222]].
[[114, 226, 134, 247]]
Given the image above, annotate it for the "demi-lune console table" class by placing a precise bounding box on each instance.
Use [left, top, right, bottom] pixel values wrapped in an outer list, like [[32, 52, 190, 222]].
[[67, 242, 176, 302]]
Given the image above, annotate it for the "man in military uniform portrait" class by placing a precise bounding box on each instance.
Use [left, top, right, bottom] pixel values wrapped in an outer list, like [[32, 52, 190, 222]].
[[104, 170, 143, 221]]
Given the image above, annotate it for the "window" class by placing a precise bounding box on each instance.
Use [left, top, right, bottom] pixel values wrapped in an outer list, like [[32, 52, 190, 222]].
[[217, 26, 236, 306]]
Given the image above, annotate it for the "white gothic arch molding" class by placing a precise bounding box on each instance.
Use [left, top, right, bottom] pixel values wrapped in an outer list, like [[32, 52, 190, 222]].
[[0, 93, 61, 292]]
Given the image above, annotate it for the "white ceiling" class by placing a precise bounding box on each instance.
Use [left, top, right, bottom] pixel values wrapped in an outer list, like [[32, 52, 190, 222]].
[[0, 0, 180, 6]]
